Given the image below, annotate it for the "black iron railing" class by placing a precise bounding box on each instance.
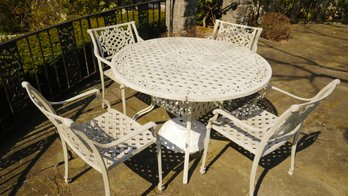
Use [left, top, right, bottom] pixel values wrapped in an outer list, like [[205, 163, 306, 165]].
[[0, 0, 166, 133]]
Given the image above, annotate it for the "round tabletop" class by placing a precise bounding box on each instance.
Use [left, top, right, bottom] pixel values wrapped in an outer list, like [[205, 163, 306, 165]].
[[111, 37, 272, 102]]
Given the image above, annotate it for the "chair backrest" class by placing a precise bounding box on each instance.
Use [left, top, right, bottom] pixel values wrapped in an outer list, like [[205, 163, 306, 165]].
[[22, 81, 101, 169], [211, 19, 263, 52], [87, 21, 143, 59], [264, 79, 340, 153], [22, 81, 60, 125]]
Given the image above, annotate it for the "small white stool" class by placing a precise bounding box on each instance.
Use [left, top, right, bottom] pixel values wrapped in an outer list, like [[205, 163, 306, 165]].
[[158, 117, 206, 154]]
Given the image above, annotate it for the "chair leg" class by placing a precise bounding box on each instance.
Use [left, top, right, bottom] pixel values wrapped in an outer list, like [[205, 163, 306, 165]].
[[183, 111, 192, 184], [157, 141, 164, 190], [100, 70, 107, 109], [101, 169, 111, 196], [249, 153, 262, 196], [62, 141, 71, 183], [120, 84, 127, 115], [101, 75, 105, 99], [91, 142, 110, 195], [289, 131, 300, 175], [200, 121, 212, 174]]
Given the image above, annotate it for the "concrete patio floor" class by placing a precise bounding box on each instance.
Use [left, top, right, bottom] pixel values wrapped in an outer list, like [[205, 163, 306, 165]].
[[0, 23, 347, 196]]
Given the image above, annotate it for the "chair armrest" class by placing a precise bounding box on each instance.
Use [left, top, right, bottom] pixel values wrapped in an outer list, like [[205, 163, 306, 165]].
[[51, 88, 111, 110], [93, 49, 113, 67], [212, 109, 263, 132], [39, 108, 75, 127], [50, 89, 100, 105], [76, 122, 157, 149], [271, 86, 312, 101]]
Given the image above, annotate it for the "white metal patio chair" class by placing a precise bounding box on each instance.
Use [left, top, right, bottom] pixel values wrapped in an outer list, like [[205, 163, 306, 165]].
[[88, 21, 143, 114], [209, 19, 263, 52], [22, 81, 163, 195], [200, 79, 340, 196]]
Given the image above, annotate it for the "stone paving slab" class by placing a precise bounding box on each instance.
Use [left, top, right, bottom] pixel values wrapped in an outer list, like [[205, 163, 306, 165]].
[[0, 23, 347, 196]]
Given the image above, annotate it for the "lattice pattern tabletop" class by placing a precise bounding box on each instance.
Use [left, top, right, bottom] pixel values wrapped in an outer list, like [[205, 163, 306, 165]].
[[111, 37, 272, 102]]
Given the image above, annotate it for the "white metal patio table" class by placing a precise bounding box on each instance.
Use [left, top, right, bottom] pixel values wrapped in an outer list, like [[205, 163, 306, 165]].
[[110, 37, 272, 184]]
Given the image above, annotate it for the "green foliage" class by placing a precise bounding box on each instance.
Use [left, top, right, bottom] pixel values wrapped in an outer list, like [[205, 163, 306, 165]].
[[197, 0, 222, 27], [337, 0, 348, 24], [13, 9, 165, 76], [261, 12, 290, 41], [60, 0, 136, 19], [61, 0, 105, 19], [0, 0, 31, 33], [29, 0, 63, 31], [251, 0, 348, 24], [0, 0, 137, 34]]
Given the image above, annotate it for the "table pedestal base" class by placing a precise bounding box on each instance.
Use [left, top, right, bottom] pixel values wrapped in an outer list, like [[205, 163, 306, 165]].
[[159, 117, 206, 154]]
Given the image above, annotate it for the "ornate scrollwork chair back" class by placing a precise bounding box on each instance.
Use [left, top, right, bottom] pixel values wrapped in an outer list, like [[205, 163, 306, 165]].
[[88, 21, 143, 114], [210, 19, 263, 52]]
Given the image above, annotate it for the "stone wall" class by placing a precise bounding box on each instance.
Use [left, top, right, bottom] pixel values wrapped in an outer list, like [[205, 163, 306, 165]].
[[165, 0, 252, 35], [166, 0, 197, 36], [221, 0, 252, 24]]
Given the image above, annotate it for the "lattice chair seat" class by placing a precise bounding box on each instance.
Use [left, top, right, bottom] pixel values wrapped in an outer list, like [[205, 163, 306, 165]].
[[21, 81, 163, 195], [200, 79, 340, 196], [72, 109, 155, 169], [214, 101, 279, 155], [88, 21, 144, 114], [209, 19, 263, 52]]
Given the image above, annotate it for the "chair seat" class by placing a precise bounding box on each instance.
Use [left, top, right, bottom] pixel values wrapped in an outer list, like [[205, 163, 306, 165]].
[[104, 69, 121, 84], [74, 109, 156, 169], [212, 104, 278, 155]]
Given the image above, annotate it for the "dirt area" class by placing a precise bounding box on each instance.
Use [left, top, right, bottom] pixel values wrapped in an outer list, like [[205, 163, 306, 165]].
[[0, 23, 347, 196]]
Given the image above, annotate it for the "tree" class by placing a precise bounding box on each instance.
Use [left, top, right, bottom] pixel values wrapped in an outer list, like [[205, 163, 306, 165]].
[[0, 0, 31, 33], [30, 0, 64, 30], [60, 0, 118, 19], [0, 0, 121, 34], [197, 0, 223, 27]]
